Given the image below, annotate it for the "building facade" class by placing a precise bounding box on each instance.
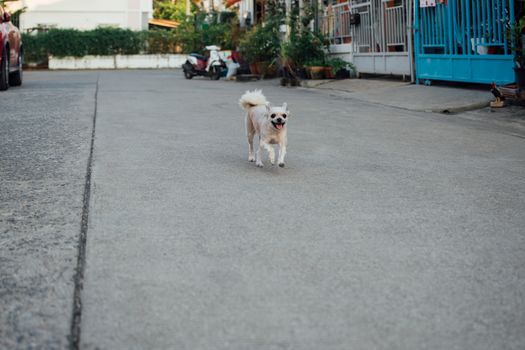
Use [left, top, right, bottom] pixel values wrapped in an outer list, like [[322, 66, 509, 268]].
[[7, 0, 153, 32]]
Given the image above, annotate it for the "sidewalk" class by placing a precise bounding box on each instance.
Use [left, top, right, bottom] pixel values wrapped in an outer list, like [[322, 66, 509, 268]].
[[301, 78, 493, 113]]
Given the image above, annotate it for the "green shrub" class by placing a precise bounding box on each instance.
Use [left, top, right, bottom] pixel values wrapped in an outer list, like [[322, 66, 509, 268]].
[[25, 28, 145, 59], [239, 23, 281, 62], [85, 27, 144, 55], [174, 20, 201, 53], [238, 0, 284, 63], [144, 29, 179, 54], [175, 15, 238, 54], [21, 14, 240, 63], [285, 30, 327, 68], [283, 1, 329, 69], [303, 57, 326, 67], [21, 32, 48, 64], [44, 29, 89, 57], [325, 57, 355, 72]]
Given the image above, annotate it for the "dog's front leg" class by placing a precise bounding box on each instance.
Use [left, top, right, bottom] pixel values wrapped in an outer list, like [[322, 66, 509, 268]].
[[278, 142, 286, 167], [264, 143, 275, 165]]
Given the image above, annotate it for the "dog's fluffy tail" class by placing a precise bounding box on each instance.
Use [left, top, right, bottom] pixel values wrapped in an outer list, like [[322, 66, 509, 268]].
[[239, 89, 267, 111]]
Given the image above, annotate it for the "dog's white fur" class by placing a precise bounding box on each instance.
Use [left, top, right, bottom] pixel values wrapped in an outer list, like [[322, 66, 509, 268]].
[[239, 90, 289, 167]]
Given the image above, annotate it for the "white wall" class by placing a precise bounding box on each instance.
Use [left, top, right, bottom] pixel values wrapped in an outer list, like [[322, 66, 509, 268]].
[[48, 54, 188, 70], [11, 0, 152, 32]]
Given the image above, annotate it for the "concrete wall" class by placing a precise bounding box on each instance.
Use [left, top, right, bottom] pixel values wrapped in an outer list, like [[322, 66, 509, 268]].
[[9, 0, 152, 32], [328, 44, 353, 63], [49, 54, 187, 70]]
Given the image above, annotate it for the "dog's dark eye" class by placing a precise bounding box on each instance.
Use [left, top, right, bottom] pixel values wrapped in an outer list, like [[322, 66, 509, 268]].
[[282, 114, 287, 119], [270, 114, 276, 118]]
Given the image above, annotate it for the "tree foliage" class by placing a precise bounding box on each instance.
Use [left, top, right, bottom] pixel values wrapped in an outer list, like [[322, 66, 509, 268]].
[[284, 2, 328, 67], [238, 0, 284, 62], [153, 0, 196, 22]]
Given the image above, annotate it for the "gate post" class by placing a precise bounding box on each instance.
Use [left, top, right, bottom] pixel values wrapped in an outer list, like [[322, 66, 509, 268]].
[[407, 0, 414, 82], [413, 0, 419, 84]]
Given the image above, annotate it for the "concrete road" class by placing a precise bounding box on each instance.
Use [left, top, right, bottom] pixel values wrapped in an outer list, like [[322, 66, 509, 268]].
[[2, 70, 525, 349], [0, 72, 97, 348]]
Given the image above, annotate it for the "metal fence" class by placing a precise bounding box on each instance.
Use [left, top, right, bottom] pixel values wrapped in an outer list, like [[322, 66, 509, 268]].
[[322, 0, 412, 78], [358, 0, 412, 78], [385, 2, 406, 47], [352, 1, 373, 52], [322, 2, 352, 45], [414, 0, 515, 84], [350, 0, 409, 53], [417, 0, 512, 55]]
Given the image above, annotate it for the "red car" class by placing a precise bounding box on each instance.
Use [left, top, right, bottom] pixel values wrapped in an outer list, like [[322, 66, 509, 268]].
[[0, 5, 22, 91]]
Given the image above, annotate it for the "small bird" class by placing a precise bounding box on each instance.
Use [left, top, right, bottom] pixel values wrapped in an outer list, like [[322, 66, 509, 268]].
[[491, 82, 505, 101], [490, 82, 506, 108]]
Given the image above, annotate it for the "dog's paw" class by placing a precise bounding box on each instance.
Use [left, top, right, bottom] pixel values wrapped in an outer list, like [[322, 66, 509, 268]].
[[256, 161, 264, 168], [248, 157, 255, 162], [278, 163, 285, 168]]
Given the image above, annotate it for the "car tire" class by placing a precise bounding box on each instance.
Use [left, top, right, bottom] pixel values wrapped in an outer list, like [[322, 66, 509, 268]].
[[0, 48, 9, 91], [9, 50, 22, 87]]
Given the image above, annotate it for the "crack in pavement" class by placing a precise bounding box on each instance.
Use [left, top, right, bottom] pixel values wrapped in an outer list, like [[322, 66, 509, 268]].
[[69, 74, 99, 350]]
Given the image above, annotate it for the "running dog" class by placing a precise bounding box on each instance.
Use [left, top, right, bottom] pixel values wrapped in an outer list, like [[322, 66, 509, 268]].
[[239, 90, 289, 168]]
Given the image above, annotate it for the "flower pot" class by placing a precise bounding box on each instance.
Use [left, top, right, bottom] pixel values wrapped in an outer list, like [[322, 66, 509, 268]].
[[249, 62, 259, 75], [256, 61, 277, 78], [324, 67, 335, 79], [307, 66, 325, 79]]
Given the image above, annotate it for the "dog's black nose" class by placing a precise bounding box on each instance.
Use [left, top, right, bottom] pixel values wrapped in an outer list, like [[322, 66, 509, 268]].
[[277, 118, 283, 123]]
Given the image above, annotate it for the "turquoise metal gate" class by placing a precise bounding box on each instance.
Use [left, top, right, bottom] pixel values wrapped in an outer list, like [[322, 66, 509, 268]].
[[414, 0, 515, 85]]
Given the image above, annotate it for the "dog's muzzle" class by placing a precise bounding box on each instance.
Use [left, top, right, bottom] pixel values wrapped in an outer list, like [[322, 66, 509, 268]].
[[272, 120, 285, 130]]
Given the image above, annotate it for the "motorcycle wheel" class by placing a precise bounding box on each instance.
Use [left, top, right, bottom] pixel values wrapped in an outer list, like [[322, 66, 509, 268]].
[[184, 69, 193, 79], [209, 66, 221, 81]]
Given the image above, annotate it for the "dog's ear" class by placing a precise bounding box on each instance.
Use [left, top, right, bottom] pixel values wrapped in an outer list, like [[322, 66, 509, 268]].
[[265, 102, 271, 116], [282, 102, 289, 116]]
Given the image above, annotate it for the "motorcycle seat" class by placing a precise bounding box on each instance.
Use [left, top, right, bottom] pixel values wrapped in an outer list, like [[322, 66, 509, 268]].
[[190, 53, 208, 61]]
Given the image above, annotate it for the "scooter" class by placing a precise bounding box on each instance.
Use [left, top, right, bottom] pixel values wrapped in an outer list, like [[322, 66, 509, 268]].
[[182, 45, 226, 80]]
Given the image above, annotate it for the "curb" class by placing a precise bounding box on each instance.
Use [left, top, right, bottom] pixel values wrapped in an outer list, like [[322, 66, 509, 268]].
[[429, 101, 490, 114], [301, 80, 491, 113]]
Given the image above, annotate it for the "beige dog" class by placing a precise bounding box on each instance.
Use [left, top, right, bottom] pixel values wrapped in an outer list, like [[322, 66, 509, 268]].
[[239, 90, 289, 167]]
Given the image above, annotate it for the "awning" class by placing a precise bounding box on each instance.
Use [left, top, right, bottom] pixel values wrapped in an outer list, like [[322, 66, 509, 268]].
[[148, 18, 179, 29], [225, 0, 241, 8]]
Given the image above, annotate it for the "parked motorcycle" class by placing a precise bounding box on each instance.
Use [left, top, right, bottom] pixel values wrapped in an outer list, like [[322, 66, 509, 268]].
[[182, 45, 226, 80]]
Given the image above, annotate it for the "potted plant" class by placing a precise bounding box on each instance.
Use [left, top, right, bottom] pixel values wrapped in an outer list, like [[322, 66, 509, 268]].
[[238, 27, 263, 74], [324, 57, 343, 79], [325, 57, 355, 79], [286, 31, 328, 79], [238, 0, 283, 77], [285, 2, 329, 79], [304, 58, 326, 79], [278, 42, 300, 86], [324, 65, 335, 79]]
